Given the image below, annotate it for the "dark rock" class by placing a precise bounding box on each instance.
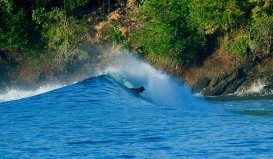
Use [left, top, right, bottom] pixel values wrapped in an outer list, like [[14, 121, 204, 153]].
[[237, 68, 245, 78], [192, 77, 211, 93], [263, 84, 273, 94], [241, 61, 256, 74], [222, 78, 245, 95], [202, 68, 246, 96], [210, 76, 223, 87], [206, 80, 230, 96], [252, 55, 261, 62], [262, 76, 273, 94]]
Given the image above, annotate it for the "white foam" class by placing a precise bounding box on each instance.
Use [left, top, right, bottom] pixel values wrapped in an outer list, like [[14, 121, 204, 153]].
[[0, 84, 63, 102], [235, 79, 267, 95]]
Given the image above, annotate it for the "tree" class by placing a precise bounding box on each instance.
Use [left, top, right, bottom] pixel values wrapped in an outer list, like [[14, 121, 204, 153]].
[[32, 8, 88, 58], [0, 0, 29, 51]]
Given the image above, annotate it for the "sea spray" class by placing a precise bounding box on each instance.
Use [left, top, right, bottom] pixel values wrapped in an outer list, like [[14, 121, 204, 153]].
[[0, 84, 64, 102], [96, 52, 220, 112], [235, 79, 268, 96]]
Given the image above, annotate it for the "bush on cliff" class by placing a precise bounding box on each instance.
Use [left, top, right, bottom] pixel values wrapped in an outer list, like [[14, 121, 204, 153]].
[[250, 15, 273, 56], [130, 0, 273, 60], [224, 28, 250, 56]]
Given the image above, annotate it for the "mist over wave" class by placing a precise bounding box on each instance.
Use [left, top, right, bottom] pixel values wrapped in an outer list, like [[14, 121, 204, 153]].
[[95, 52, 214, 111]]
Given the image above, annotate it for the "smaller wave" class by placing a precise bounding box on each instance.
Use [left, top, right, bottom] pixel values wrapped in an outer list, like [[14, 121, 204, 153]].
[[235, 79, 272, 96], [0, 84, 64, 103]]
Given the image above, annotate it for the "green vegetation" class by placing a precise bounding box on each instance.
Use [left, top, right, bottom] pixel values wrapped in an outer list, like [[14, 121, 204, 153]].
[[0, 0, 273, 67], [32, 8, 88, 58], [224, 28, 250, 56], [0, 0, 103, 56], [110, 27, 123, 44], [188, 0, 246, 35], [133, 0, 205, 63], [250, 15, 273, 55], [0, 0, 29, 51], [131, 0, 273, 62]]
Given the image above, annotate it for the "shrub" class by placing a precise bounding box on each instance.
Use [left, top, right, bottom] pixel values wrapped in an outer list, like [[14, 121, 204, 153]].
[[110, 27, 122, 44], [250, 15, 273, 55], [224, 28, 250, 56]]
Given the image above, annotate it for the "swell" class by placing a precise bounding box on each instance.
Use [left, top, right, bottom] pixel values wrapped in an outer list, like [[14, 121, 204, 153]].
[[0, 53, 222, 114]]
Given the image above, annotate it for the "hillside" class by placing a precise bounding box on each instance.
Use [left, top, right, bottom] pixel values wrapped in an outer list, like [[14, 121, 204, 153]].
[[0, 0, 272, 96]]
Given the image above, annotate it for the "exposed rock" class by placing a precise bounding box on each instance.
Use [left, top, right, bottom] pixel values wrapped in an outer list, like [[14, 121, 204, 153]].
[[192, 77, 211, 93], [262, 76, 273, 94], [201, 69, 243, 96], [222, 78, 245, 95]]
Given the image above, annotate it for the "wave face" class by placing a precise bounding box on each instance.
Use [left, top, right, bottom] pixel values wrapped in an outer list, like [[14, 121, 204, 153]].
[[1, 54, 273, 158]]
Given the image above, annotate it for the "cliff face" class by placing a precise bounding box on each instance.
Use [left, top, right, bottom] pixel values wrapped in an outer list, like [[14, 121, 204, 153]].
[[145, 47, 273, 97], [1, 37, 272, 97], [98, 1, 273, 97], [191, 57, 273, 96]]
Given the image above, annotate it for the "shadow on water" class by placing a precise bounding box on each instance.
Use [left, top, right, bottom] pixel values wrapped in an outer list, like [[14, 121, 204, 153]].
[[232, 110, 273, 117], [203, 94, 273, 117], [205, 94, 273, 102]]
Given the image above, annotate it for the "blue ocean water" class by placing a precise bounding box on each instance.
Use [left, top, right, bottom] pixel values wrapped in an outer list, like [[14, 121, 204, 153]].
[[1, 55, 273, 158]]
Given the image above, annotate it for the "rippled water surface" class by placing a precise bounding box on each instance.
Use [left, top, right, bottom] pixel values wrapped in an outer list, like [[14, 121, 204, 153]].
[[1, 75, 273, 158]]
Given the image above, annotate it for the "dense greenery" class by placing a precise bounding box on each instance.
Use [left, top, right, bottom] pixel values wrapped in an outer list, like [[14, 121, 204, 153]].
[[0, 0, 108, 57], [32, 8, 88, 58], [133, 0, 273, 63], [0, 0, 29, 51], [0, 0, 273, 65], [133, 0, 205, 63]]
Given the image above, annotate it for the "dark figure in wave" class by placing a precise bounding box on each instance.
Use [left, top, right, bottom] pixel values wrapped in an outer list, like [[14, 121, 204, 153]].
[[130, 86, 145, 94]]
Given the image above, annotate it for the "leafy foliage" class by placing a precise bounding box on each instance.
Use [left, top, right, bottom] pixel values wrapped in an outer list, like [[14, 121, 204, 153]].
[[32, 8, 88, 57], [1, 0, 273, 65], [0, 0, 96, 56], [224, 28, 250, 56], [188, 0, 246, 35], [131, 0, 273, 62], [133, 0, 205, 63], [0, 0, 29, 51], [249, 0, 273, 19], [250, 15, 273, 55]]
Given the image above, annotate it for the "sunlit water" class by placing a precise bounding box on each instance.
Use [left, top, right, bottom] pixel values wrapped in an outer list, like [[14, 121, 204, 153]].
[[0, 55, 273, 158]]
